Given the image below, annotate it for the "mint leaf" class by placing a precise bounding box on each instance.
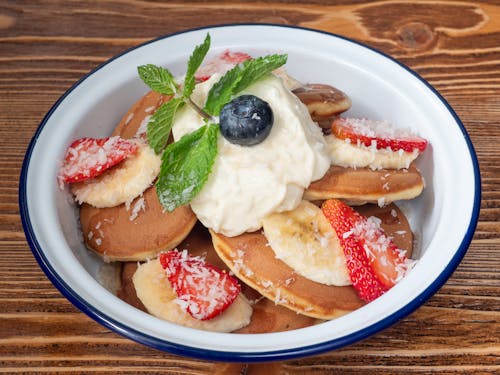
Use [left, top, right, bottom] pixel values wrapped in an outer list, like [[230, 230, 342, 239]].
[[146, 98, 184, 154], [183, 33, 211, 98], [203, 53, 287, 116], [203, 66, 243, 116], [156, 123, 219, 212], [233, 54, 287, 93], [138, 64, 178, 95]]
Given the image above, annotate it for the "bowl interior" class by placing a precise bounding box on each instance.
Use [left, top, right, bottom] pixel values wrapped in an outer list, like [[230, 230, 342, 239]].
[[21, 25, 479, 360]]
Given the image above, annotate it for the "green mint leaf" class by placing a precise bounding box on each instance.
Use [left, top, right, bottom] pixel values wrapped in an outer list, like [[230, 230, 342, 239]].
[[233, 54, 287, 93], [203, 53, 287, 116], [183, 33, 211, 98], [203, 66, 243, 116], [146, 98, 184, 154], [138, 64, 178, 95], [156, 123, 219, 212]]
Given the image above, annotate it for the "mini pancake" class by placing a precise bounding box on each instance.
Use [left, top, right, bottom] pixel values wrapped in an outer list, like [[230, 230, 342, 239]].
[[293, 84, 351, 126], [210, 203, 414, 320], [304, 163, 424, 205], [117, 222, 318, 332], [79, 90, 196, 261], [80, 186, 197, 261]]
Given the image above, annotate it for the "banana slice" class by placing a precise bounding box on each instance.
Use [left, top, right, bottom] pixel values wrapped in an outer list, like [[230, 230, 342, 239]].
[[262, 200, 351, 286], [132, 258, 252, 332], [71, 141, 161, 208], [325, 134, 420, 170]]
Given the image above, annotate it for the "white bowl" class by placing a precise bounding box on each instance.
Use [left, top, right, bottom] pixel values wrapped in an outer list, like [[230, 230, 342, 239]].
[[19, 24, 480, 361]]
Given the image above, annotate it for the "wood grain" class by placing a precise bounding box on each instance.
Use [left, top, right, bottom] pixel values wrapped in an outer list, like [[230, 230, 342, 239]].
[[1, 0, 499, 373]]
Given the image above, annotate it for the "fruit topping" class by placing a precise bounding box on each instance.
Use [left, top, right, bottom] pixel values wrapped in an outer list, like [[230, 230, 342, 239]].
[[219, 95, 274, 146], [59, 136, 138, 184], [262, 200, 351, 286], [159, 250, 241, 320], [70, 141, 161, 208], [195, 50, 252, 82], [332, 118, 428, 153], [322, 199, 413, 302]]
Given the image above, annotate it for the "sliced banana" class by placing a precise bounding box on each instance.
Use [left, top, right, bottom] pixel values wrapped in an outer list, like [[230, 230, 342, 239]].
[[325, 135, 420, 170], [71, 141, 161, 208], [262, 200, 351, 286], [132, 259, 252, 333]]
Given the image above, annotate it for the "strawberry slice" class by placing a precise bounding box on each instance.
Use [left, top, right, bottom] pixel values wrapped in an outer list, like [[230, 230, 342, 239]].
[[322, 199, 412, 302], [59, 136, 138, 184], [195, 50, 252, 82], [159, 250, 241, 320], [331, 117, 428, 153]]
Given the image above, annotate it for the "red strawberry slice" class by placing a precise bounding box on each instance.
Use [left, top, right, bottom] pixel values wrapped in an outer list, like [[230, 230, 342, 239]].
[[322, 199, 412, 302], [59, 136, 138, 184], [195, 50, 252, 82], [159, 250, 241, 320], [331, 117, 428, 153]]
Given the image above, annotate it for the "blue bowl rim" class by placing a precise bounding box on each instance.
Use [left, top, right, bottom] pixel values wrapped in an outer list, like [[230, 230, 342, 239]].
[[19, 23, 481, 362]]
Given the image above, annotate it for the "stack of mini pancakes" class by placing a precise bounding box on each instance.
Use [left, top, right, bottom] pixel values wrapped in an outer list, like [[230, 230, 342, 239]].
[[79, 84, 423, 333]]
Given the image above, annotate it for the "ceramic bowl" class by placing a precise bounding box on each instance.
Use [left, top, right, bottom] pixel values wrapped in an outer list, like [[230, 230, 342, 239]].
[[19, 24, 480, 361]]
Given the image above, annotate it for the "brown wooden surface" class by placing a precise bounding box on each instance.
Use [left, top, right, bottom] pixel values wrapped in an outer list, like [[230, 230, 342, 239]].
[[1, 0, 499, 373]]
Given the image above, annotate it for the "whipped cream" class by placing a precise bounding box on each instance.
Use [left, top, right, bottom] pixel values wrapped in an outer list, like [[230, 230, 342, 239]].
[[325, 135, 419, 170], [172, 74, 330, 236]]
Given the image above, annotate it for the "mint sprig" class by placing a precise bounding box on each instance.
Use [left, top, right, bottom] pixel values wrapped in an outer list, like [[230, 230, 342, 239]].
[[139, 34, 212, 154], [156, 124, 219, 211], [204, 54, 287, 116]]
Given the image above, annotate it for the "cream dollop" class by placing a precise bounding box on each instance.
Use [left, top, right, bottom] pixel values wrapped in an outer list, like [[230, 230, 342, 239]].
[[172, 74, 330, 236], [325, 135, 419, 170]]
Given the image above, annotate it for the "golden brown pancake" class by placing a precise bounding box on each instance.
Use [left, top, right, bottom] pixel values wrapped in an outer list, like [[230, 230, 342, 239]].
[[211, 230, 363, 320], [79, 90, 196, 261], [80, 186, 197, 261], [304, 163, 424, 204], [210, 203, 414, 320], [293, 84, 351, 125]]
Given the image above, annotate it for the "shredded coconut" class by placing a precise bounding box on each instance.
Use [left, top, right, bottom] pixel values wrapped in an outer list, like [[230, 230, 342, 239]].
[[125, 113, 134, 125], [129, 196, 146, 221], [261, 280, 273, 289], [135, 115, 151, 137], [377, 197, 386, 207]]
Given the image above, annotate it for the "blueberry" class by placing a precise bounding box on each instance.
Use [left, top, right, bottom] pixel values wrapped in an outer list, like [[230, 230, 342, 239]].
[[219, 95, 274, 146]]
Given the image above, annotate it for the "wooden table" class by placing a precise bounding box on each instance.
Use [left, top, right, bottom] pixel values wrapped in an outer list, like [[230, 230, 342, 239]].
[[1, 1, 499, 373]]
